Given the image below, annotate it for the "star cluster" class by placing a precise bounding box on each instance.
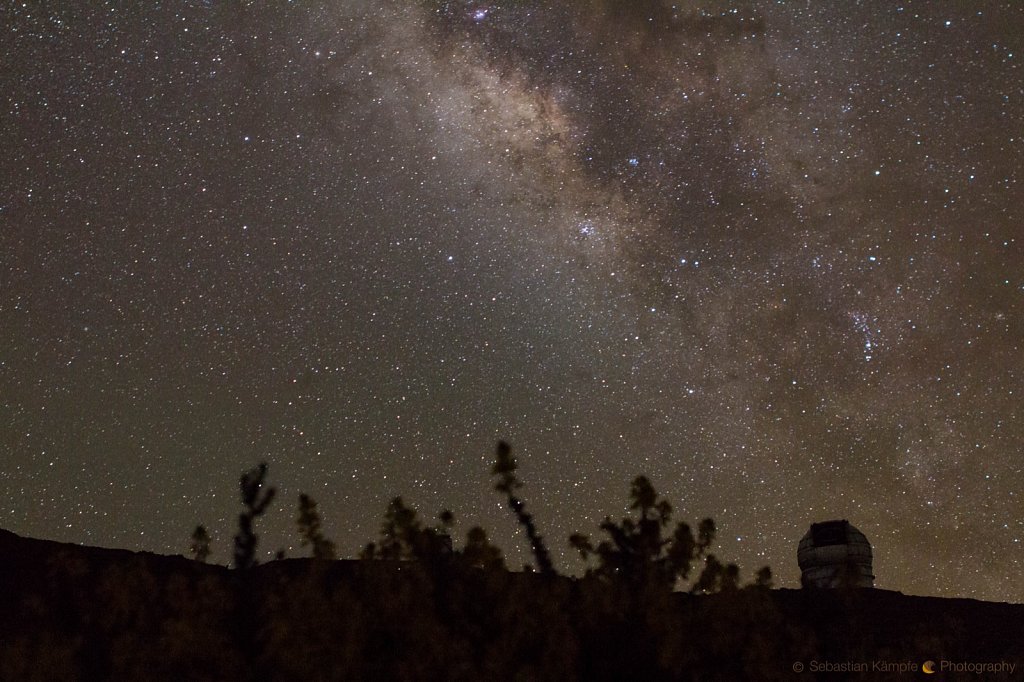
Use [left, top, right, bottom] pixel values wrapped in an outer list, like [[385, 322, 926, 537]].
[[1, 0, 1021, 600]]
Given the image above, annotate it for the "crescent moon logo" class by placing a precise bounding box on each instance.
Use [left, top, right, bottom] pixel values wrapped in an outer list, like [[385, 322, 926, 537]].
[[922, 660, 936, 674]]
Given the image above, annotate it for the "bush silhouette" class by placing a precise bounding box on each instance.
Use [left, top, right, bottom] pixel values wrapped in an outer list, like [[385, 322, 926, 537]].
[[459, 526, 505, 571], [233, 462, 276, 570], [297, 493, 337, 560], [361, 496, 509, 575], [361, 497, 453, 563], [570, 474, 764, 593], [754, 565, 774, 589], [189, 524, 211, 563], [491, 441, 555, 575]]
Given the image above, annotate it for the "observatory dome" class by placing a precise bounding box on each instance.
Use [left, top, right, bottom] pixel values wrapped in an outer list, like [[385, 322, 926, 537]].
[[797, 520, 874, 588]]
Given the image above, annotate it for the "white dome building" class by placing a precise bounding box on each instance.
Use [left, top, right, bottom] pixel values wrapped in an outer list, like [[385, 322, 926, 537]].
[[798, 520, 874, 588]]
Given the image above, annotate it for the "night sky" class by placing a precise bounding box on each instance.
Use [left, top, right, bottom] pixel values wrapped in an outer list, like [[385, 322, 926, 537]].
[[2, 0, 1021, 602]]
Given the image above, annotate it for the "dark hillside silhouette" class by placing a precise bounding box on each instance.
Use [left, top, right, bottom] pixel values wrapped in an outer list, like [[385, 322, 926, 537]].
[[0, 527, 1021, 680], [0, 445, 1019, 679]]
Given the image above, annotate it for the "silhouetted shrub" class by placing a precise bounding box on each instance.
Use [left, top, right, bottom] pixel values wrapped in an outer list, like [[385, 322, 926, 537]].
[[233, 463, 276, 570], [189, 525, 211, 564], [570, 474, 765, 594], [458, 526, 505, 571], [491, 441, 555, 575], [361, 497, 453, 564], [297, 494, 336, 560]]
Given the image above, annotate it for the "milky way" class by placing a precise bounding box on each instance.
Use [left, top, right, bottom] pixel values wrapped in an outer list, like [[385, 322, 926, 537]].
[[2, 0, 1022, 600]]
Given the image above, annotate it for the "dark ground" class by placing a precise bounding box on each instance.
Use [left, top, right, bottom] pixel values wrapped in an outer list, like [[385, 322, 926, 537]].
[[1, 528, 1020, 681]]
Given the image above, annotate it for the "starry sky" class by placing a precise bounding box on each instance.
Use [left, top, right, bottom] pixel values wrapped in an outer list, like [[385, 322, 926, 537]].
[[2, 0, 1022, 601]]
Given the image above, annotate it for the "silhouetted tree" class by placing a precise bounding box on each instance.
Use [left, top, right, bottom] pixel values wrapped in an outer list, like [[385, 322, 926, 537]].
[[570, 475, 720, 590], [361, 497, 508, 574], [361, 497, 453, 562], [189, 524, 211, 563], [459, 526, 505, 571], [753, 565, 773, 589], [297, 493, 336, 560], [491, 441, 555, 575], [233, 462, 276, 570], [690, 553, 743, 593]]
